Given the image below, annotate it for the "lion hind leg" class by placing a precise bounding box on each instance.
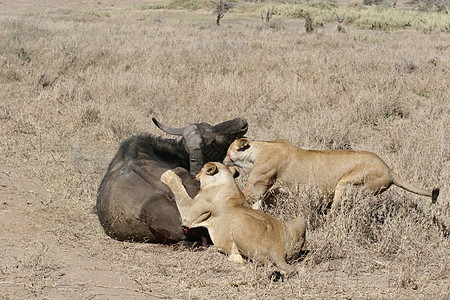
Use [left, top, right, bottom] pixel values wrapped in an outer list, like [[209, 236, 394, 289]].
[[361, 177, 392, 196], [271, 251, 297, 278], [330, 172, 367, 213], [285, 217, 307, 260], [330, 183, 348, 213], [331, 169, 394, 215]]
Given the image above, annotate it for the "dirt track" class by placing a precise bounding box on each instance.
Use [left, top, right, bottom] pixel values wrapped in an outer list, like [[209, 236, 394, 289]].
[[0, 163, 163, 298]]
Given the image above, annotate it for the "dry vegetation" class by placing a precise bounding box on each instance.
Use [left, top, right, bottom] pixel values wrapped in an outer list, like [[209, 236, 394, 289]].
[[0, 0, 449, 299]]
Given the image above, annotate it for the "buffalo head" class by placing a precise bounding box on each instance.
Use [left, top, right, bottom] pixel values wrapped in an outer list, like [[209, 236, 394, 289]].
[[152, 117, 248, 174]]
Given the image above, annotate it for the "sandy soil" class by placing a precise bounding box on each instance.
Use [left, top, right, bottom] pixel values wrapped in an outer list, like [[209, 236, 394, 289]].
[[0, 163, 168, 299]]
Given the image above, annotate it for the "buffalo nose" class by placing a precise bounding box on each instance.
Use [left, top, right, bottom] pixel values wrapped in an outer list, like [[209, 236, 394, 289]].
[[240, 118, 248, 130]]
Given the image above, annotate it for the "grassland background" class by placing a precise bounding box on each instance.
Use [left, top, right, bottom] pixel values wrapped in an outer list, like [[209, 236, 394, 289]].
[[0, 0, 449, 299]]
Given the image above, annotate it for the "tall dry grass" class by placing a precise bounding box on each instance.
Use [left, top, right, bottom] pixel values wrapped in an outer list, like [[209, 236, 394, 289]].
[[0, 1, 449, 298]]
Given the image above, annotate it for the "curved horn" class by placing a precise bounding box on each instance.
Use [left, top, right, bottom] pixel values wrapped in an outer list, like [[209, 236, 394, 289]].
[[152, 118, 186, 136]]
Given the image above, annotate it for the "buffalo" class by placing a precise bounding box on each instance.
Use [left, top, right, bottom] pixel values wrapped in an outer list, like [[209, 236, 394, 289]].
[[96, 117, 248, 243]]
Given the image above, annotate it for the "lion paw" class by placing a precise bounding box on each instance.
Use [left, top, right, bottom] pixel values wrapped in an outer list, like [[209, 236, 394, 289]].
[[252, 201, 262, 210], [229, 253, 245, 264], [161, 170, 176, 185]]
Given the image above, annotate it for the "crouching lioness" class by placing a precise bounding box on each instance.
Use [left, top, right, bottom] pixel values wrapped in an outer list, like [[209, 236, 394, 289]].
[[160, 162, 306, 274], [224, 138, 439, 212]]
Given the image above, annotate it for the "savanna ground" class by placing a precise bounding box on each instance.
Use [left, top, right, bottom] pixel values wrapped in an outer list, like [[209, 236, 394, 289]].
[[0, 0, 449, 298]]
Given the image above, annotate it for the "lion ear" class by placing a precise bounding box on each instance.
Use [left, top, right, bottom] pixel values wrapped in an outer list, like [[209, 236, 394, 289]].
[[228, 166, 240, 179], [237, 139, 250, 152], [205, 163, 219, 176]]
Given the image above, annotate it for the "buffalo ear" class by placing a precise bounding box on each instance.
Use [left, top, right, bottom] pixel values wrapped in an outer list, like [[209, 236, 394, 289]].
[[205, 163, 219, 176], [228, 166, 240, 179], [237, 139, 250, 151]]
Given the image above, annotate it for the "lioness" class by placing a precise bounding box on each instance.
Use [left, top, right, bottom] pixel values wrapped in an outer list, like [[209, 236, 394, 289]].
[[224, 138, 439, 211], [160, 162, 306, 275]]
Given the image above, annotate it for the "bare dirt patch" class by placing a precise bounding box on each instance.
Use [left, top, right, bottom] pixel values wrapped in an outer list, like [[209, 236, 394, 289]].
[[0, 164, 168, 299]]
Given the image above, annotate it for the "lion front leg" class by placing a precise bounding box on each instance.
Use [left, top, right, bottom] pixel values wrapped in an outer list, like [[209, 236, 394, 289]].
[[243, 180, 272, 210], [161, 170, 212, 228], [161, 170, 195, 224], [244, 167, 277, 209]]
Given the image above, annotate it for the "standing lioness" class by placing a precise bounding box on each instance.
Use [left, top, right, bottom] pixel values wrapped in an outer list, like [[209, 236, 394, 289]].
[[160, 162, 306, 274], [224, 138, 439, 211]]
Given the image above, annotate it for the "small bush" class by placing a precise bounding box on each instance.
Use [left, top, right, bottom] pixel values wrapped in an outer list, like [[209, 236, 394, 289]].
[[137, 3, 169, 10], [169, 0, 203, 10]]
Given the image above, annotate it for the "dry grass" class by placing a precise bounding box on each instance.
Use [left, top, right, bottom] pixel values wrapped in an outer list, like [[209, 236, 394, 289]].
[[0, 0, 449, 299]]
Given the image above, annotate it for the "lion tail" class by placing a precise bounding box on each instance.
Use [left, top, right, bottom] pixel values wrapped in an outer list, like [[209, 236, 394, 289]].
[[391, 172, 439, 203]]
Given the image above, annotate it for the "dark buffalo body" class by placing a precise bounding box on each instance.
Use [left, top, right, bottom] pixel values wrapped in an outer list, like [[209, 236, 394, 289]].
[[96, 117, 248, 243]]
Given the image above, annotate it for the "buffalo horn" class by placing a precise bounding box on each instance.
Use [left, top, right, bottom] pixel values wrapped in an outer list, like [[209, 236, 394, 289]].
[[183, 125, 204, 175], [152, 118, 186, 136]]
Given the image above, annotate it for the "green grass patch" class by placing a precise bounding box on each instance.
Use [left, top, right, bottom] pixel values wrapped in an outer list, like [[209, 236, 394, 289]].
[[260, 3, 449, 32], [138, 0, 213, 11], [137, 3, 169, 10]]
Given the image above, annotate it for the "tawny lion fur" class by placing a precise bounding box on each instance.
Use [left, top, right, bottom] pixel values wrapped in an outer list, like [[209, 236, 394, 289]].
[[160, 162, 306, 274], [224, 138, 439, 211]]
